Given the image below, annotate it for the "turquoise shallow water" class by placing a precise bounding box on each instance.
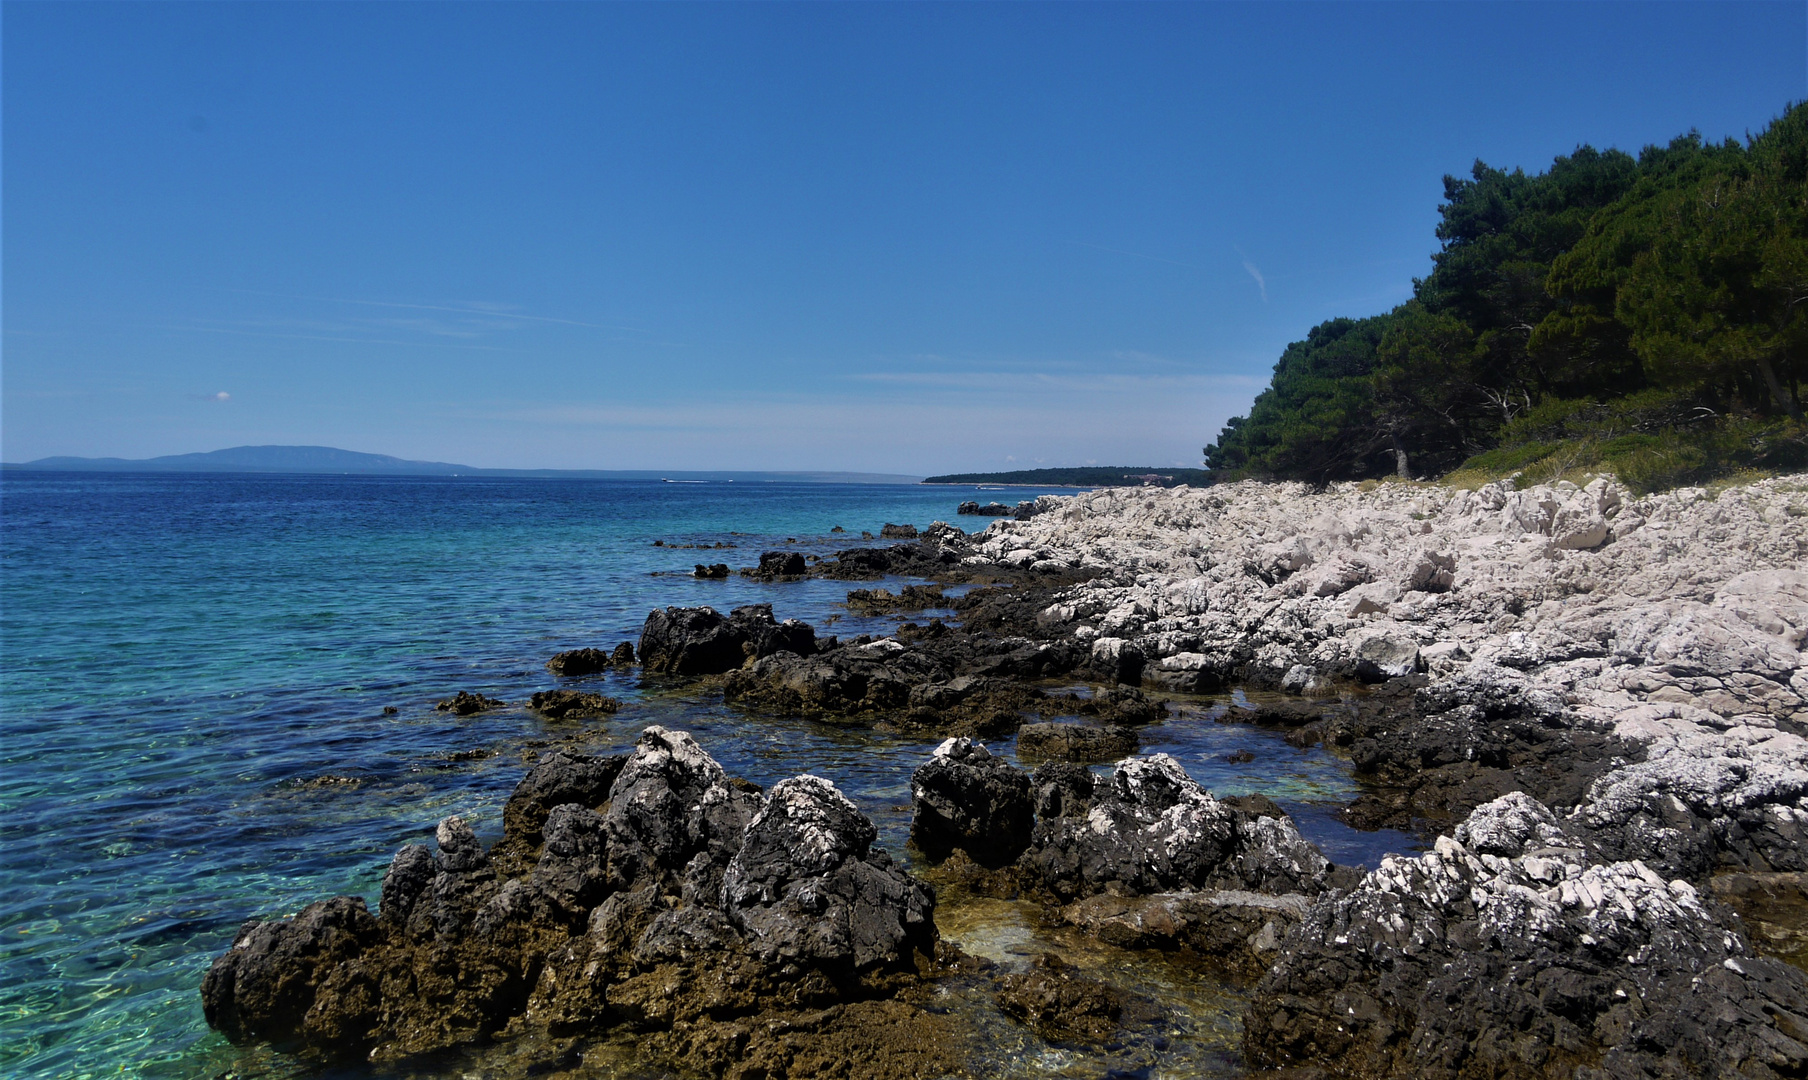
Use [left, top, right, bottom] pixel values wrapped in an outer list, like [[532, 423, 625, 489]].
[[0, 473, 1416, 1079]]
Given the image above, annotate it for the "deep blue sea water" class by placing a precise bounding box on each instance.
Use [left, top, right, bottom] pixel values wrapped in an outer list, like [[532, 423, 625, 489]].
[[0, 473, 1416, 1080]]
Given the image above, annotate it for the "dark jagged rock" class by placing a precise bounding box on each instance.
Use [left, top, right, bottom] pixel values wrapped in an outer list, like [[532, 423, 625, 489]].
[[845, 584, 948, 614], [201, 728, 944, 1076], [721, 625, 1074, 735], [528, 689, 622, 719], [958, 501, 1013, 516], [546, 648, 612, 676], [601, 726, 763, 895], [609, 641, 635, 666], [879, 523, 919, 539], [995, 954, 1122, 1043], [1342, 664, 1635, 833], [745, 551, 807, 579], [723, 775, 936, 970], [1246, 792, 1808, 1080], [637, 604, 815, 675], [692, 562, 730, 579], [908, 737, 1034, 867], [1027, 754, 1334, 900], [1030, 762, 1096, 821], [435, 691, 507, 715], [495, 750, 628, 863], [894, 618, 949, 643], [1016, 722, 1137, 763], [378, 844, 436, 924], [201, 895, 383, 1046]]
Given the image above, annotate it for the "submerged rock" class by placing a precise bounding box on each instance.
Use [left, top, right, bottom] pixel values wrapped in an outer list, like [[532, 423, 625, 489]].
[[995, 953, 1123, 1043], [435, 691, 507, 715], [527, 689, 621, 719], [200, 727, 941, 1075], [546, 647, 611, 676], [845, 584, 949, 614], [1015, 722, 1137, 763], [1058, 890, 1310, 975]]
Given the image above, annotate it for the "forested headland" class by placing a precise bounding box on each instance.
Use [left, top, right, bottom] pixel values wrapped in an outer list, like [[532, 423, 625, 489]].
[[1204, 102, 1807, 493], [922, 467, 1213, 487]]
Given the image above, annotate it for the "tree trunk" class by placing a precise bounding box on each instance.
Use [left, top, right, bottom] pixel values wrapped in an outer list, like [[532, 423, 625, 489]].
[[1757, 354, 1802, 420], [1391, 444, 1410, 479]]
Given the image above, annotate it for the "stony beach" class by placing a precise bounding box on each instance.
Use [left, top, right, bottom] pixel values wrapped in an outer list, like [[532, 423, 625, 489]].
[[203, 474, 1808, 1079]]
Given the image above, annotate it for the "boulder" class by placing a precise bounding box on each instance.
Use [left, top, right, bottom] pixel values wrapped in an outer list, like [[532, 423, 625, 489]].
[[1346, 625, 1423, 682], [1029, 762, 1096, 821], [496, 750, 628, 856], [546, 648, 611, 676], [908, 737, 1034, 866], [879, 523, 919, 539], [201, 895, 382, 1045], [602, 726, 763, 895], [637, 604, 814, 675], [958, 501, 1013, 516], [722, 775, 936, 971], [1246, 793, 1808, 1080], [1026, 754, 1333, 900], [747, 551, 807, 579]]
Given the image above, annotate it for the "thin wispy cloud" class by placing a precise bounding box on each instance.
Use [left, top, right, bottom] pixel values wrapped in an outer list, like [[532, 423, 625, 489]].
[[158, 324, 515, 352], [1235, 247, 1268, 302], [219, 289, 652, 334], [187, 390, 231, 402]]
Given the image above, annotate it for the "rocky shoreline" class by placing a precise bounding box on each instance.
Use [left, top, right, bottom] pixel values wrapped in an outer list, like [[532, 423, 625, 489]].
[[203, 474, 1808, 1079]]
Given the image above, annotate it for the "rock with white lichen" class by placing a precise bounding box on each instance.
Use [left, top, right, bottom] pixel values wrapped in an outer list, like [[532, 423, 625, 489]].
[[1246, 792, 1808, 1080]]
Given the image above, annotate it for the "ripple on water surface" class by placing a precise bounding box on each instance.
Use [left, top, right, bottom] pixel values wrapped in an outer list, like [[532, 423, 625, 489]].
[[0, 474, 1419, 1079]]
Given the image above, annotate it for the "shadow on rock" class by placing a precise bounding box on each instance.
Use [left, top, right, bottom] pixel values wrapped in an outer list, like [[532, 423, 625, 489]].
[[200, 727, 956, 1079]]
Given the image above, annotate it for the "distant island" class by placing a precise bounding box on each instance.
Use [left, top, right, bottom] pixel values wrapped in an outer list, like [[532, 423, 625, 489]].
[[921, 467, 1212, 487], [3, 445, 924, 485]]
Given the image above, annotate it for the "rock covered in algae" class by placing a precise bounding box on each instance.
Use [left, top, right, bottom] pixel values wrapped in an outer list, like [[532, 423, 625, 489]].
[[201, 727, 944, 1077]]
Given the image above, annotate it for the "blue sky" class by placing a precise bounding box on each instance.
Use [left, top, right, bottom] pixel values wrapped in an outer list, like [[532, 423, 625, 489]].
[[5, 2, 1804, 473]]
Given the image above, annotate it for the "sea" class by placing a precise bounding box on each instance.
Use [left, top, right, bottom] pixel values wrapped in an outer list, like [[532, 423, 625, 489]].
[[0, 472, 1418, 1080]]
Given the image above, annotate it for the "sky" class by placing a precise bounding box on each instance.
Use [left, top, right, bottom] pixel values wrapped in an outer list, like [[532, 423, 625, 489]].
[[5, 2, 1805, 474]]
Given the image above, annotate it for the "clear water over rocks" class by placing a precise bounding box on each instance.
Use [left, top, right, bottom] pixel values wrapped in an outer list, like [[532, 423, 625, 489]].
[[0, 473, 1412, 1079]]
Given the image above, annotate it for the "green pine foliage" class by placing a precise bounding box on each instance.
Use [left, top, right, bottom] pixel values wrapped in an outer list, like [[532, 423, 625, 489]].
[[1206, 102, 1808, 492]]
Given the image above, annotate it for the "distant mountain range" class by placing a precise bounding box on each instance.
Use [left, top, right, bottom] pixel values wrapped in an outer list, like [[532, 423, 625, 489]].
[[4, 445, 924, 485]]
